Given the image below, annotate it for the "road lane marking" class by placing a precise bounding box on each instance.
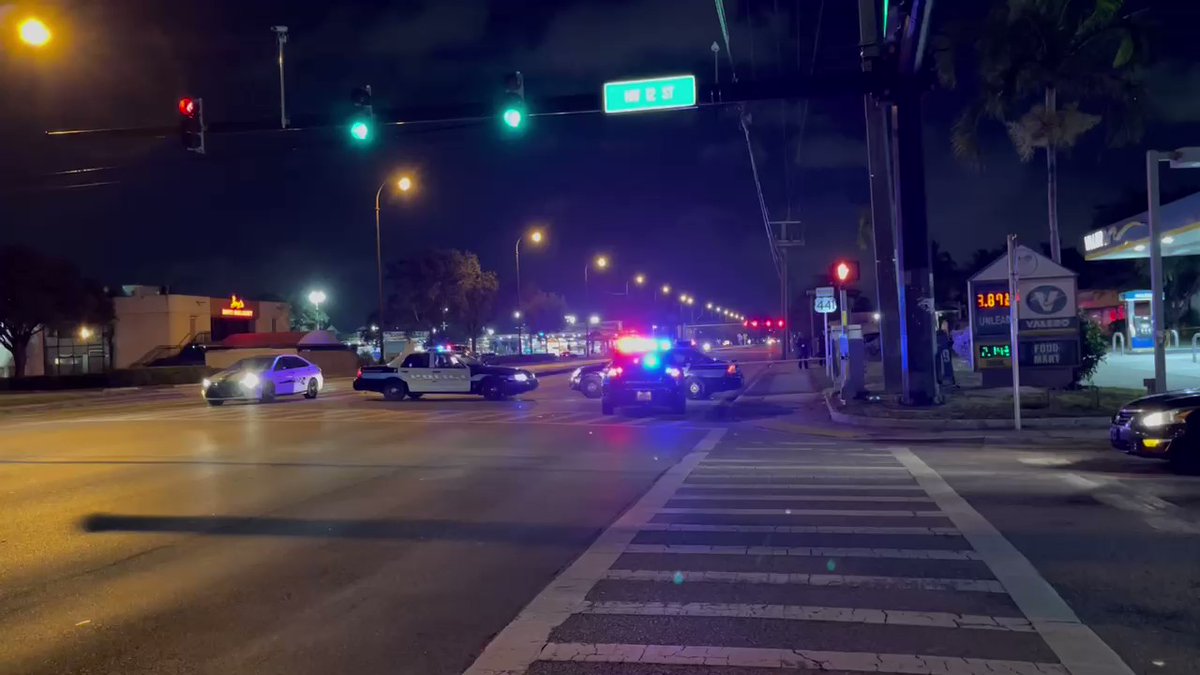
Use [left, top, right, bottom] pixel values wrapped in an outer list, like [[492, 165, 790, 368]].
[[623, 543, 979, 560], [462, 427, 726, 675], [668, 494, 933, 503], [690, 464, 908, 471], [636, 523, 960, 535], [578, 600, 1033, 631], [684, 473, 919, 481], [534, 643, 1067, 673], [657, 507, 944, 517], [602, 569, 1005, 593], [676, 483, 927, 491], [891, 447, 1135, 675]]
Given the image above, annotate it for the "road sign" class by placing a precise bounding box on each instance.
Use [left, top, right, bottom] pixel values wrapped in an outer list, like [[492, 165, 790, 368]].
[[603, 75, 697, 114], [815, 286, 835, 298], [814, 296, 837, 314]]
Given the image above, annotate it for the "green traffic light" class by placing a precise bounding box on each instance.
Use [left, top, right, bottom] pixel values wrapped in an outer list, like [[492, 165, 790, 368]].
[[350, 121, 370, 141], [502, 108, 523, 129]]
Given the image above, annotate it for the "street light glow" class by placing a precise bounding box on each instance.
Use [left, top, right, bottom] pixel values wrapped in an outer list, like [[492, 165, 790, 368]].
[[307, 290, 327, 306], [564, 314, 577, 325], [18, 18, 51, 47], [705, 302, 713, 310], [661, 284, 671, 294], [530, 229, 544, 243], [589, 314, 601, 325], [397, 175, 413, 192], [595, 255, 608, 269], [79, 326, 92, 340], [513, 310, 522, 319], [634, 274, 645, 285]]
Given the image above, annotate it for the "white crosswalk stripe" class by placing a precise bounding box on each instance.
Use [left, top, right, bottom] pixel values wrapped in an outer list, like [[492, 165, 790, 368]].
[[465, 435, 1134, 675]]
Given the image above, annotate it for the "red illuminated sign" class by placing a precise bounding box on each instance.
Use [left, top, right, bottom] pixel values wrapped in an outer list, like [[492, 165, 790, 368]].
[[220, 295, 254, 318]]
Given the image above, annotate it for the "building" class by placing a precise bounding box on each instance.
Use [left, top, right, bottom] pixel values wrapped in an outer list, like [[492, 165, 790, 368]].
[[0, 285, 290, 377]]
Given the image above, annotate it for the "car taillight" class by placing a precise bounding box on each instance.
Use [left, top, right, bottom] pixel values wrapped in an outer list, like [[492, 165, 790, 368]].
[[726, 364, 737, 375], [606, 366, 624, 378], [356, 368, 363, 379]]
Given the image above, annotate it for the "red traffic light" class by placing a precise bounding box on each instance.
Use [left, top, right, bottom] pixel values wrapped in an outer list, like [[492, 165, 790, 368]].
[[778, 319, 785, 328], [830, 260, 860, 284], [178, 98, 196, 117]]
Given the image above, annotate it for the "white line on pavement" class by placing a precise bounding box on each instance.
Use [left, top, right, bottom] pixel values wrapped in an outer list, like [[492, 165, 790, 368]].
[[535, 643, 1068, 674], [668, 494, 934, 503], [579, 600, 1033, 631], [691, 465, 909, 471], [891, 447, 1134, 675], [657, 507, 945, 517], [636, 523, 961, 535], [461, 428, 727, 675], [603, 569, 1004, 593], [676, 483, 927, 491], [623, 544, 980, 560]]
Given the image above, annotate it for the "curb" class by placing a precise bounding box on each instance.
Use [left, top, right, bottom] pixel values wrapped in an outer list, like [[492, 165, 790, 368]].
[[823, 394, 1110, 430]]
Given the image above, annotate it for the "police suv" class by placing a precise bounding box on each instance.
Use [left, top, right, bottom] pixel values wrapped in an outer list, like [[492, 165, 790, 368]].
[[353, 351, 537, 401]]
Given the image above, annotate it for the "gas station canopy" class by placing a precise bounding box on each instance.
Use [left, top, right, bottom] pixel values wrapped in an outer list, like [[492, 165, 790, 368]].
[[1082, 190, 1200, 261]]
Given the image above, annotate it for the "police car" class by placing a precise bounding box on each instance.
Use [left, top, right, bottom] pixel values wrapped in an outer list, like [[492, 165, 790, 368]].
[[202, 355, 324, 405], [353, 351, 537, 401], [601, 336, 687, 415]]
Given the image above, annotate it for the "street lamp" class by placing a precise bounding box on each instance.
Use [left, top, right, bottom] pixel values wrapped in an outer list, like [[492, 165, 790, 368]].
[[564, 314, 577, 325], [514, 228, 545, 314], [78, 326, 92, 340], [634, 273, 646, 286], [307, 290, 327, 329], [18, 18, 51, 47], [584, 254, 609, 306], [589, 314, 601, 325], [374, 174, 415, 346]]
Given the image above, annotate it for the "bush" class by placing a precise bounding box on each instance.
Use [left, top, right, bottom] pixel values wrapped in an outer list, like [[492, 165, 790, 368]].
[[1074, 314, 1108, 386], [0, 366, 214, 391]]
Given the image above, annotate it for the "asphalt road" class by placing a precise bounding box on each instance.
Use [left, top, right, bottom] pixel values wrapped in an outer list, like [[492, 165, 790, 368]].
[[2, 361, 1198, 675]]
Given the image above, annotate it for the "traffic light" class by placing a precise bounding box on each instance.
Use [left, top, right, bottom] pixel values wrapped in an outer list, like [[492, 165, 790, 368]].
[[178, 97, 205, 154], [501, 71, 525, 130], [350, 85, 373, 142], [830, 260, 860, 285]]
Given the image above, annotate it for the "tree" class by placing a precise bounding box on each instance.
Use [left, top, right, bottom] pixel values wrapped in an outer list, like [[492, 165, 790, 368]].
[[385, 250, 463, 331], [521, 288, 568, 335], [0, 245, 114, 378], [951, 0, 1146, 264], [289, 296, 331, 332], [455, 255, 499, 353]]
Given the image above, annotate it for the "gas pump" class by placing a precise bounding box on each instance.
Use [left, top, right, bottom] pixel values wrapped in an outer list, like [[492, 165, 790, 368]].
[[1119, 290, 1154, 351]]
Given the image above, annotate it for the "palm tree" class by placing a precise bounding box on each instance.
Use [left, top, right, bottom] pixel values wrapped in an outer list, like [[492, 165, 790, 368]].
[[951, 0, 1146, 264]]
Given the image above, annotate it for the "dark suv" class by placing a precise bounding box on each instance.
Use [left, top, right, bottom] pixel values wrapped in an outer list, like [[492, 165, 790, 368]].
[[601, 349, 686, 415]]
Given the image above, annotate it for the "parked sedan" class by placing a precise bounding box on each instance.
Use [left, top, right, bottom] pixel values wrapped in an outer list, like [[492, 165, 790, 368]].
[[1110, 389, 1200, 469], [569, 362, 608, 398], [202, 355, 323, 405]]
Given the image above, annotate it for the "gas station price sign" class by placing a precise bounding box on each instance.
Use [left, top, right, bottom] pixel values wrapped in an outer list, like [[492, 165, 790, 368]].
[[976, 291, 1011, 310], [978, 344, 1011, 359]]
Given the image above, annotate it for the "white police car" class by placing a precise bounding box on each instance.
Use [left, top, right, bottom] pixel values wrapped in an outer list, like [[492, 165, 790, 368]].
[[354, 351, 537, 400], [202, 355, 324, 405]]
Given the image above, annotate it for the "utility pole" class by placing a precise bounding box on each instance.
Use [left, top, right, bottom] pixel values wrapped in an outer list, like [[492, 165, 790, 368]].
[[857, 0, 902, 395], [271, 26, 289, 129], [772, 219, 803, 361]]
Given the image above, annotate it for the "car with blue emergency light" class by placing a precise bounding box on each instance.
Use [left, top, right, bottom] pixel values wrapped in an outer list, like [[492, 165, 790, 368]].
[[667, 346, 744, 400], [601, 337, 686, 415], [202, 355, 323, 405], [1110, 390, 1200, 469], [354, 350, 537, 401]]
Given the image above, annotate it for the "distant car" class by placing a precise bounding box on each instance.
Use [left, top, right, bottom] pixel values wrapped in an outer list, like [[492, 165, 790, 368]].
[[668, 347, 744, 400], [1111, 390, 1200, 469], [569, 362, 608, 398], [602, 344, 686, 416], [202, 355, 323, 405], [354, 351, 537, 401]]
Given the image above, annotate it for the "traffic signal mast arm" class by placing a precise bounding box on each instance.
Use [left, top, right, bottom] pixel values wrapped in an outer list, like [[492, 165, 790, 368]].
[[47, 71, 896, 139]]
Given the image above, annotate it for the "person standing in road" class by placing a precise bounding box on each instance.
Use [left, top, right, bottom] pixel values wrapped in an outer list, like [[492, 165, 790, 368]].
[[795, 334, 810, 369]]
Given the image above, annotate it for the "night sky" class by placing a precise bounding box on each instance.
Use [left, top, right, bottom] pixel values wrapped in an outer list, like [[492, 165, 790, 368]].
[[2, 0, 1198, 329]]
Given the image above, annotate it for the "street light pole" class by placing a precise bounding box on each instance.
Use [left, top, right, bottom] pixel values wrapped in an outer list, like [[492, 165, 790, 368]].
[[271, 26, 289, 129], [374, 182, 386, 352]]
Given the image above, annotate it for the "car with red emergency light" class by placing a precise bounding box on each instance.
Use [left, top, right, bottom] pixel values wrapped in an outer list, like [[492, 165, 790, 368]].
[[1110, 390, 1200, 469], [601, 337, 687, 415], [202, 355, 323, 405], [667, 346, 744, 399], [353, 351, 537, 401]]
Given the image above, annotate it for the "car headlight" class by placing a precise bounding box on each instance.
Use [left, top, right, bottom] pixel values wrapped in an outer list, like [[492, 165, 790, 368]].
[[665, 367, 682, 378], [570, 368, 582, 380], [512, 372, 529, 382], [201, 378, 211, 389], [239, 372, 260, 389], [1139, 410, 1190, 428]]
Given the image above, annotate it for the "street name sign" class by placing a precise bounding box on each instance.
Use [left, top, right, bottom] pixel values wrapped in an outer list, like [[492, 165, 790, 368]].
[[603, 75, 697, 114]]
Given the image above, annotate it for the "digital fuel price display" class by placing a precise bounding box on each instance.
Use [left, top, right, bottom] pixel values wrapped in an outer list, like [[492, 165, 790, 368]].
[[975, 291, 1011, 310], [978, 344, 1011, 359]]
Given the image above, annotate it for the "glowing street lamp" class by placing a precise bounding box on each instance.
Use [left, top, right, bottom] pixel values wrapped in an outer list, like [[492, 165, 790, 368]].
[[397, 175, 413, 192], [78, 326, 92, 340], [584, 254, 610, 307], [513, 310, 522, 320], [307, 289, 327, 309], [589, 314, 601, 325], [18, 18, 51, 47], [634, 274, 646, 286], [374, 172, 417, 348]]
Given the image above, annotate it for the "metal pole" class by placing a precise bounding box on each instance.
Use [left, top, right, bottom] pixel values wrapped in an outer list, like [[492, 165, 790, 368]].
[[1007, 234, 1021, 430], [374, 182, 385, 358], [272, 26, 289, 129], [515, 238, 522, 356], [583, 264, 589, 357], [823, 311, 831, 380], [1147, 151, 1167, 393]]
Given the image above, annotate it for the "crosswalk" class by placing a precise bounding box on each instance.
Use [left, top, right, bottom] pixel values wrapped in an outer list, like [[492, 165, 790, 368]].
[[48, 401, 715, 430], [465, 432, 1132, 675]]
